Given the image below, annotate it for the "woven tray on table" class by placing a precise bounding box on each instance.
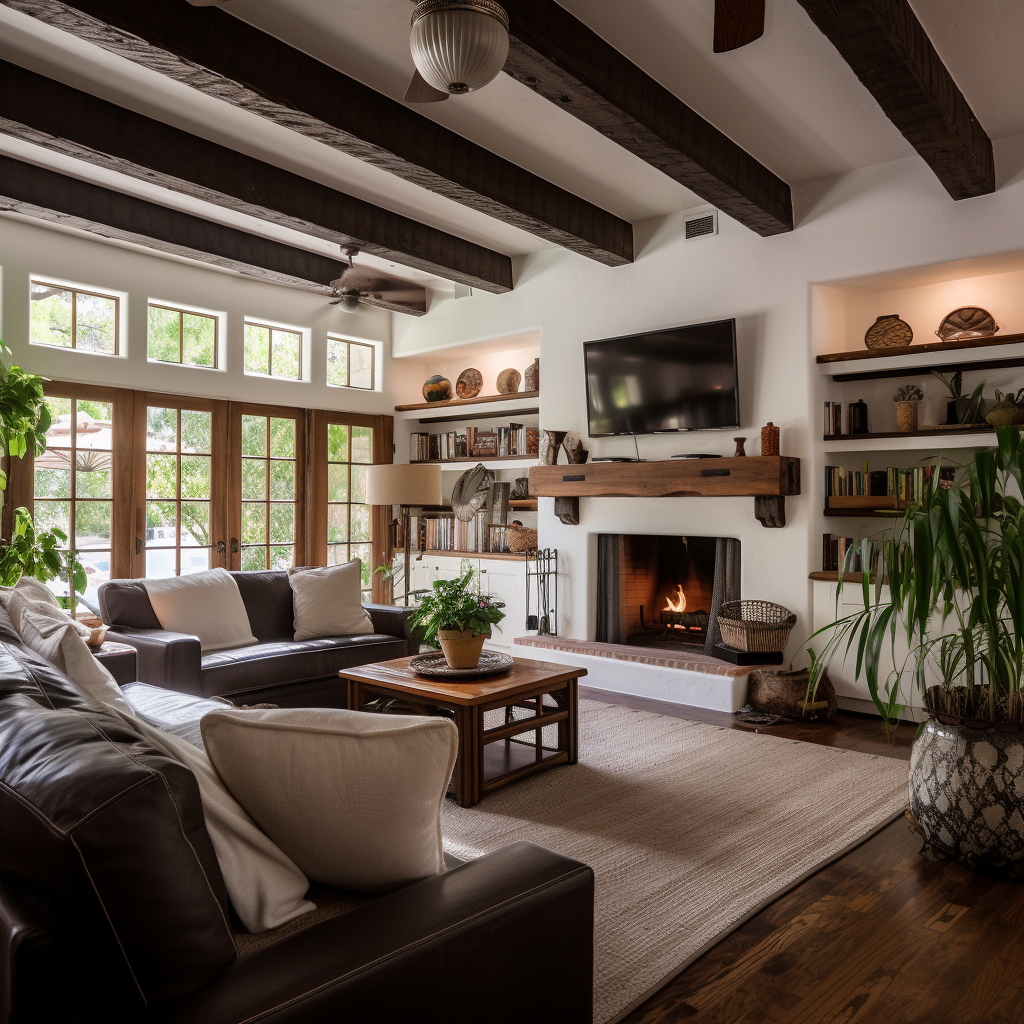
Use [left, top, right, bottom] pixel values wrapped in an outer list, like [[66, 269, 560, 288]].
[[717, 600, 796, 653]]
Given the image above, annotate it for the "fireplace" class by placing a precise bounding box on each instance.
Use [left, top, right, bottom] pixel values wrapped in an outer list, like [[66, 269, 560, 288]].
[[595, 534, 740, 654]]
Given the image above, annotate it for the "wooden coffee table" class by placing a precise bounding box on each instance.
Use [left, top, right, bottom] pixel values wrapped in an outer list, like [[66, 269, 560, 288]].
[[339, 656, 586, 807]]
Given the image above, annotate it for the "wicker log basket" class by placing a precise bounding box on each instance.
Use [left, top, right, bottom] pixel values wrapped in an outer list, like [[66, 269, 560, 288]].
[[505, 524, 538, 553], [718, 600, 797, 653]]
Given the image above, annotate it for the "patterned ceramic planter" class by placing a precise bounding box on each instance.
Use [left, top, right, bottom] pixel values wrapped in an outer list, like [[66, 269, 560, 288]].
[[910, 718, 1024, 875]]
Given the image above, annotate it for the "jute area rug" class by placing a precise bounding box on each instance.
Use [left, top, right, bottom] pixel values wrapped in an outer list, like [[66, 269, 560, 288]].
[[441, 699, 910, 1024]]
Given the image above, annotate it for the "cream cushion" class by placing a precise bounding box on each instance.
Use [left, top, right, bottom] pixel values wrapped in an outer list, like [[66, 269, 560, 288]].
[[142, 568, 258, 653], [288, 561, 373, 641], [201, 707, 459, 892]]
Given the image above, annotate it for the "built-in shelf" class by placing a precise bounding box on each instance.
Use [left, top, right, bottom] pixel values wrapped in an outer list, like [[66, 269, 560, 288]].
[[395, 391, 540, 419], [411, 456, 537, 470], [416, 549, 528, 562], [509, 499, 538, 510], [809, 571, 888, 584], [823, 428, 997, 452], [816, 335, 1024, 382]]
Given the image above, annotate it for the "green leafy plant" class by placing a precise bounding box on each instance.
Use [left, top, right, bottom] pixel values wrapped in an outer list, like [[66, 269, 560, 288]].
[[410, 562, 505, 645], [0, 344, 50, 492], [807, 426, 1024, 731], [993, 388, 1024, 408], [0, 507, 87, 601], [894, 384, 923, 403], [931, 369, 986, 424]]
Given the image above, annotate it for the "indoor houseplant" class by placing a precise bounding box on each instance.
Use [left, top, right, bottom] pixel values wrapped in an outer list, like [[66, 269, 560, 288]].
[[410, 562, 504, 669], [808, 426, 1024, 874], [0, 506, 87, 605], [0, 342, 50, 492]]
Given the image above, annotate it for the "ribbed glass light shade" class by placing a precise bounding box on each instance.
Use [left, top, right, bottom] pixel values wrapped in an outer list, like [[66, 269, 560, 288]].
[[410, 1, 509, 95]]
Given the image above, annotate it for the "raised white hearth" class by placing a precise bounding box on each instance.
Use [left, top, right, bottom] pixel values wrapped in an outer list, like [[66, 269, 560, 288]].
[[512, 636, 767, 713]]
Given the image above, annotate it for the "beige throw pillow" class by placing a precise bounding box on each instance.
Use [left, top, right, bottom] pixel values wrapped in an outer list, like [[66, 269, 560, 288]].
[[201, 708, 458, 892], [288, 561, 373, 641], [142, 568, 258, 653]]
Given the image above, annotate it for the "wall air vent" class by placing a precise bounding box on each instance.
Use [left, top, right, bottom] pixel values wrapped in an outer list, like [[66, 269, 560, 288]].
[[684, 211, 718, 240]]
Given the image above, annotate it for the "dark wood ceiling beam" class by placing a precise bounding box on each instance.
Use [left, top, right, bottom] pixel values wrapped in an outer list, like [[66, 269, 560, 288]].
[[500, 0, 793, 236], [794, 0, 994, 200], [0, 153, 361, 296], [0, 0, 633, 266], [0, 60, 511, 294]]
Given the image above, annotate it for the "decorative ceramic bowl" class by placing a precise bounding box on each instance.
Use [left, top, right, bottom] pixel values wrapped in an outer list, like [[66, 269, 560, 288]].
[[936, 307, 998, 343], [864, 314, 913, 350], [422, 374, 452, 402], [456, 368, 483, 399]]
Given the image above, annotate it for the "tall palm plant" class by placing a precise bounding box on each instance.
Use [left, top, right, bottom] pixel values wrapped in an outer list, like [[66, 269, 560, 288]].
[[809, 426, 1024, 729]]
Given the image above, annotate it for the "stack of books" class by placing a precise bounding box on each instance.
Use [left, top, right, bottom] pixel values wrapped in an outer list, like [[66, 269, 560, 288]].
[[410, 423, 539, 463], [821, 535, 881, 574], [410, 512, 510, 554]]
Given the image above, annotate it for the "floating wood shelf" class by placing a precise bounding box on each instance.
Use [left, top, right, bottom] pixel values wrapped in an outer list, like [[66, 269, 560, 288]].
[[816, 334, 1024, 364], [823, 425, 995, 442], [824, 494, 918, 518], [410, 455, 536, 468], [395, 391, 540, 413], [529, 456, 801, 528], [416, 549, 527, 562], [809, 571, 888, 584]]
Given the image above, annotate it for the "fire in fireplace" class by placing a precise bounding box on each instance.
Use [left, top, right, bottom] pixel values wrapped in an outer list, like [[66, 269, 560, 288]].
[[596, 534, 739, 653]]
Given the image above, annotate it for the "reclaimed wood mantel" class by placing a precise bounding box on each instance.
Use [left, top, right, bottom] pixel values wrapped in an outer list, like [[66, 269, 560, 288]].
[[528, 456, 801, 527]]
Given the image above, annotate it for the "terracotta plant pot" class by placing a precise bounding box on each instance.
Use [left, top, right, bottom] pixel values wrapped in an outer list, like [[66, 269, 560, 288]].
[[437, 629, 487, 670], [910, 717, 1024, 876], [895, 400, 920, 433]]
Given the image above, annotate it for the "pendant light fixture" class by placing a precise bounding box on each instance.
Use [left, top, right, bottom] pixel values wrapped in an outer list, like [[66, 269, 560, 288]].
[[409, 0, 510, 97]]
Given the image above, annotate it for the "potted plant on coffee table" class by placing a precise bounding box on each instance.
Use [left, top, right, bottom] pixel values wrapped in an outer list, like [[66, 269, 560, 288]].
[[410, 562, 505, 670], [808, 426, 1024, 875]]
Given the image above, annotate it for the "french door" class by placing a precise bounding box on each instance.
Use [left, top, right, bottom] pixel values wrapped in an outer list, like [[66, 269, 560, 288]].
[[130, 395, 229, 578]]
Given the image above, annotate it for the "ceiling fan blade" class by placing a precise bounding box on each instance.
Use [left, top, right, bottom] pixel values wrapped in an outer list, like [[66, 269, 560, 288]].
[[404, 69, 449, 104], [713, 0, 765, 53]]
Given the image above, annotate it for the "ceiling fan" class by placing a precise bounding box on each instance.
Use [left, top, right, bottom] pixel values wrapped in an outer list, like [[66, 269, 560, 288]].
[[329, 248, 427, 316], [713, 0, 765, 52]]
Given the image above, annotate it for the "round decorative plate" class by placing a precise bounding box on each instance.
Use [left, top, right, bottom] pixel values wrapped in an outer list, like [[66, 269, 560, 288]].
[[422, 374, 452, 402], [496, 367, 521, 394], [456, 367, 483, 399], [935, 307, 998, 343], [410, 650, 514, 679]]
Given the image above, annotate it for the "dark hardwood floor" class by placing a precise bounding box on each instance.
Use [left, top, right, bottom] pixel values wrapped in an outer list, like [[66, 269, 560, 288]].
[[580, 687, 1024, 1024]]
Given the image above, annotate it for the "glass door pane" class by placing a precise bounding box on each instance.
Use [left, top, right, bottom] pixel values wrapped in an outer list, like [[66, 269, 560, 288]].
[[144, 405, 214, 578], [34, 395, 114, 609], [326, 421, 373, 596]]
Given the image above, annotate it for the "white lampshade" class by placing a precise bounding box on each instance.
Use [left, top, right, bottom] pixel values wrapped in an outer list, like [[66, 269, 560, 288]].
[[410, 0, 509, 96], [365, 463, 442, 507]]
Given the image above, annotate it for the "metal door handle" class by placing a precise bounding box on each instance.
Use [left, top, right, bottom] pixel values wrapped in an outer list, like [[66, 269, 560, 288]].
[[231, 538, 239, 554], [136, 537, 142, 555], [216, 541, 226, 554]]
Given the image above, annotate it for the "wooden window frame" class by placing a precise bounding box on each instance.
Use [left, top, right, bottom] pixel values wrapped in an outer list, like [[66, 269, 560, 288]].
[[308, 410, 393, 603], [327, 335, 376, 391], [243, 319, 303, 381], [30, 279, 121, 355], [147, 303, 219, 368]]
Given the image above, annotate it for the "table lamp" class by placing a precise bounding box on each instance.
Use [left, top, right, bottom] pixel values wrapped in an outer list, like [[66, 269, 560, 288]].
[[366, 463, 442, 605]]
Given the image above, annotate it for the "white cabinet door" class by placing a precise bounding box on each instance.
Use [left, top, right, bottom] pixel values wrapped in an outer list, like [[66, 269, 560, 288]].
[[479, 561, 526, 654]]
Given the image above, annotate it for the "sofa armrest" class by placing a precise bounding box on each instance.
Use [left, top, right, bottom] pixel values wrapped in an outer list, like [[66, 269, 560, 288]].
[[104, 629, 203, 694], [363, 603, 420, 655], [145, 842, 594, 1024]]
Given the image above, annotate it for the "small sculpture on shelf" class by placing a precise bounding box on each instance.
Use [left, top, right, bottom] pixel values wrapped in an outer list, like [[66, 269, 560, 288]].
[[422, 374, 452, 403], [524, 357, 540, 392], [936, 307, 998, 343], [760, 422, 781, 454], [510, 476, 530, 500], [894, 384, 924, 433], [539, 430, 568, 465], [733, 437, 747, 457], [562, 430, 588, 464], [864, 314, 913, 350], [451, 464, 494, 521]]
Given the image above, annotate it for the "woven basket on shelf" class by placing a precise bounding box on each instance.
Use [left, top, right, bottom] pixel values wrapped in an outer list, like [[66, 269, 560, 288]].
[[504, 524, 538, 553], [717, 600, 796, 653]]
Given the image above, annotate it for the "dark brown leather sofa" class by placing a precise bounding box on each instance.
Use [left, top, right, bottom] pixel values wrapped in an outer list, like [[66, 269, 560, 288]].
[[99, 571, 416, 707], [0, 612, 595, 1024]]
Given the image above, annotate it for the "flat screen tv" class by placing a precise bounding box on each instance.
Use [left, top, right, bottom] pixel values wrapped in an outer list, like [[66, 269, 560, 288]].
[[584, 319, 739, 437]]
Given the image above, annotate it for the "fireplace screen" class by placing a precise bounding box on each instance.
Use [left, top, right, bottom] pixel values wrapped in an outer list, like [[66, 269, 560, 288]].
[[595, 534, 740, 655]]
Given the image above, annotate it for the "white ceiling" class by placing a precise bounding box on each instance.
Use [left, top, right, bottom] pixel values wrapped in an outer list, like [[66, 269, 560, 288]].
[[0, 0, 1019, 285]]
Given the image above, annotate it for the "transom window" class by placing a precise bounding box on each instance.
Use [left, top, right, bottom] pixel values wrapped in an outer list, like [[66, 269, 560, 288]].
[[30, 280, 119, 354], [244, 321, 302, 380], [327, 336, 376, 390], [34, 395, 114, 608], [327, 421, 374, 595], [240, 414, 298, 570], [148, 304, 218, 368]]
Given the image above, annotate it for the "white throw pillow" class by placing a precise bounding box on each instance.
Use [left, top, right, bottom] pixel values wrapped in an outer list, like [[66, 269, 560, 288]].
[[201, 707, 458, 892], [142, 568, 258, 653], [288, 561, 373, 641]]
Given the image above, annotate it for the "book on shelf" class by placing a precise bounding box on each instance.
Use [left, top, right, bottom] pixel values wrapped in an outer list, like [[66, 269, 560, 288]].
[[407, 511, 515, 554], [824, 462, 954, 506], [411, 422, 537, 463], [824, 402, 843, 436], [822, 534, 881, 574]]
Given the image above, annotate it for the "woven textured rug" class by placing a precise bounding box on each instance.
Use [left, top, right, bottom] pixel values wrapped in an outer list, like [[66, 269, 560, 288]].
[[441, 699, 910, 1024]]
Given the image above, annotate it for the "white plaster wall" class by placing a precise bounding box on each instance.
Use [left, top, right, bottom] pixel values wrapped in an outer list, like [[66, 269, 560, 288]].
[[0, 214, 426, 415], [391, 135, 1024, 663]]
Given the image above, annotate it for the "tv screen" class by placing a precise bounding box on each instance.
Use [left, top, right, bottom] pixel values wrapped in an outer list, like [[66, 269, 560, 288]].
[[584, 319, 739, 437]]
